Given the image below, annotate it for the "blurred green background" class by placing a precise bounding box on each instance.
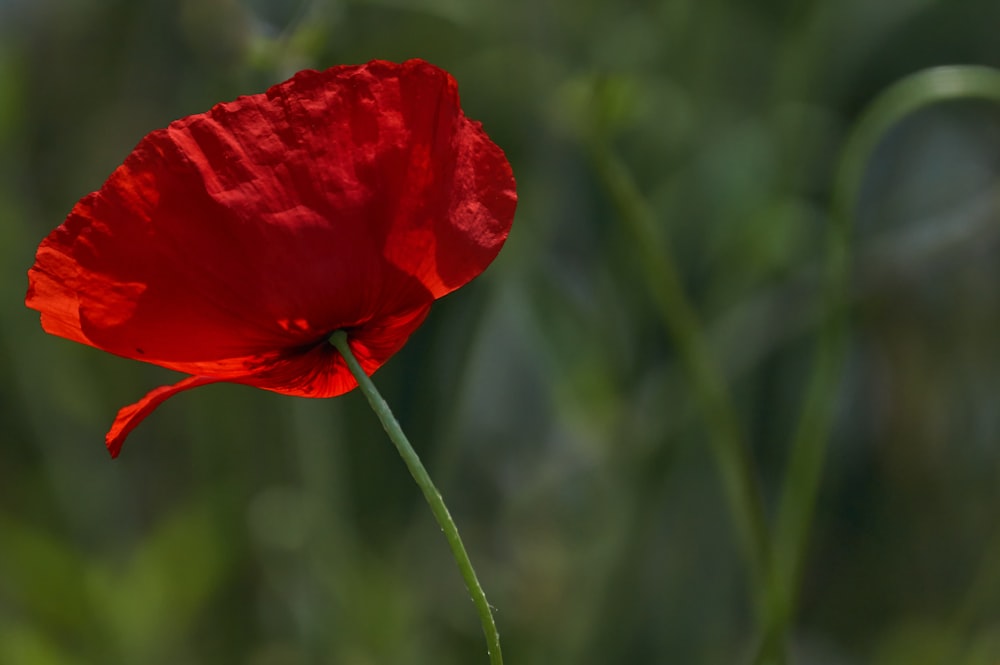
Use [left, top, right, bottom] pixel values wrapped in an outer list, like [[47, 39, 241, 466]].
[[3, 0, 1000, 663]]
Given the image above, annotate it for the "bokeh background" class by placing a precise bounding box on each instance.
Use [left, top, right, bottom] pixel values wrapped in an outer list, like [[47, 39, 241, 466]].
[[3, 0, 1000, 663]]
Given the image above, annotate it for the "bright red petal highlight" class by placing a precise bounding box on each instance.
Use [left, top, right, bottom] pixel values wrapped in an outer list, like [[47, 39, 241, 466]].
[[25, 59, 516, 455]]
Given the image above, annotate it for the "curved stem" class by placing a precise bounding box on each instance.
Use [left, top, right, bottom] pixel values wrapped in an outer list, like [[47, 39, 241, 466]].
[[761, 65, 1000, 661], [590, 140, 773, 619], [329, 330, 503, 665]]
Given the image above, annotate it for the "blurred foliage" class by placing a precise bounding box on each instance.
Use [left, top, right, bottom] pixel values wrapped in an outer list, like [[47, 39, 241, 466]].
[[3, 0, 1000, 663]]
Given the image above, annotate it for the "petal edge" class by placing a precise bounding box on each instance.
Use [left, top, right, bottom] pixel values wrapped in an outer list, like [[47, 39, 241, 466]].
[[107, 376, 223, 458]]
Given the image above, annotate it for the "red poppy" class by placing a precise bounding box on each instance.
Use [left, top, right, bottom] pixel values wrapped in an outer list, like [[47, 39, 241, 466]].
[[26, 59, 517, 457]]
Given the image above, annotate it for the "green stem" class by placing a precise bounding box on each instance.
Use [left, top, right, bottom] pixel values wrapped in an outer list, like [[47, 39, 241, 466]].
[[590, 140, 773, 620], [761, 65, 1000, 662], [329, 330, 503, 665]]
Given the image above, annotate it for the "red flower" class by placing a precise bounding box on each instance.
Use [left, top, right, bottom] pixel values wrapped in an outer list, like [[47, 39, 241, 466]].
[[26, 59, 516, 457]]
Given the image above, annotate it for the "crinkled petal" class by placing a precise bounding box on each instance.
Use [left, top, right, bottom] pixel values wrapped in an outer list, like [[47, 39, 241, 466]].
[[27, 59, 516, 457], [25, 244, 90, 346], [25, 59, 514, 397], [106, 376, 223, 458]]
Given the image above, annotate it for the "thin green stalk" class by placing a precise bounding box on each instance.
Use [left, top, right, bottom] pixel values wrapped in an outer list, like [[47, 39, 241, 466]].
[[760, 65, 1000, 661], [590, 142, 773, 620], [329, 330, 502, 665]]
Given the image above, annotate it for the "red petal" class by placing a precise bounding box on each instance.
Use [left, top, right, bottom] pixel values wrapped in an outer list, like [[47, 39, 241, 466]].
[[25, 244, 90, 346], [250, 304, 430, 393], [25, 59, 516, 397], [106, 301, 428, 454], [106, 376, 223, 458]]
